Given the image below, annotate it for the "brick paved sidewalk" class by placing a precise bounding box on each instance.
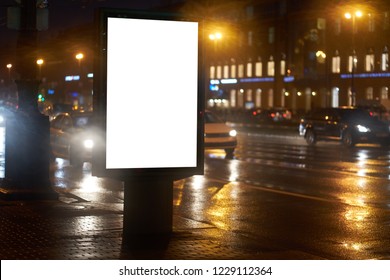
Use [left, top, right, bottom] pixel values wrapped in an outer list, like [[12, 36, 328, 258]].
[[0, 194, 320, 260]]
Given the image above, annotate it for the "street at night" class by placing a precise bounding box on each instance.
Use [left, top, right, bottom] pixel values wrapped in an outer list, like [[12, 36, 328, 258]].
[[2, 126, 389, 260]]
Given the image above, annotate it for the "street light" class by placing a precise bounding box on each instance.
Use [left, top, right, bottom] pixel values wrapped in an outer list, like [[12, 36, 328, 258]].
[[36, 58, 44, 78], [6, 64, 12, 82], [345, 10, 363, 106], [209, 32, 222, 41], [75, 52, 84, 68]]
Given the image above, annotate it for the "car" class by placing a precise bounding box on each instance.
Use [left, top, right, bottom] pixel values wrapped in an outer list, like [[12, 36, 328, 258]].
[[299, 107, 390, 147], [50, 112, 98, 166], [204, 110, 237, 157], [251, 107, 292, 123]]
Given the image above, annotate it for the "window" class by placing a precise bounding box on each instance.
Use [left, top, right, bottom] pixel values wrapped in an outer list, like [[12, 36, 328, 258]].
[[223, 64, 229, 78], [332, 55, 340, 73], [268, 27, 275, 44], [248, 31, 253, 46], [365, 53, 374, 72], [381, 47, 389, 71], [348, 54, 357, 73], [238, 64, 244, 78], [230, 64, 236, 78], [280, 60, 286, 75], [216, 65, 222, 79], [334, 19, 341, 35], [255, 61, 262, 77], [210, 66, 215, 79], [381, 87, 389, 100], [246, 61, 252, 77], [366, 87, 374, 100], [255, 89, 262, 107], [368, 14, 375, 32], [267, 56, 275, 76], [384, 12, 389, 31]]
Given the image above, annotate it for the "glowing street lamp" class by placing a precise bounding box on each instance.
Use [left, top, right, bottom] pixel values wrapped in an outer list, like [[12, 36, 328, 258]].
[[36, 58, 44, 78], [6, 64, 12, 81], [75, 52, 84, 67], [209, 32, 222, 41], [344, 10, 363, 106]]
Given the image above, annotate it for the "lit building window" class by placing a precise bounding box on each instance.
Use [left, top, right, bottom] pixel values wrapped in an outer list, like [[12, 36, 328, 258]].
[[230, 64, 236, 78], [255, 60, 262, 77], [280, 60, 286, 75], [238, 64, 244, 78], [230, 89, 237, 107], [348, 54, 357, 73], [267, 56, 275, 76], [223, 64, 229, 79], [332, 56, 340, 73], [210, 66, 215, 79], [366, 87, 374, 100], [255, 89, 262, 107], [216, 65, 222, 79], [381, 87, 389, 100], [365, 53, 374, 72], [247, 61, 252, 77], [381, 47, 388, 71], [246, 89, 253, 102]]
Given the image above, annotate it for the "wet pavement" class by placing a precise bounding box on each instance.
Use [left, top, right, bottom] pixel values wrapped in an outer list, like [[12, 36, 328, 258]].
[[0, 191, 322, 260]]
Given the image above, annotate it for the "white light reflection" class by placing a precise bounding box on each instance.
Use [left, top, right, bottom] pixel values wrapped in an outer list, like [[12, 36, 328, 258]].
[[79, 175, 100, 192], [228, 160, 239, 182], [192, 175, 205, 190]]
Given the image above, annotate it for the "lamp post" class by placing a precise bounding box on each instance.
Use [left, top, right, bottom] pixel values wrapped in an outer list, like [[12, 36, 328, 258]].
[[6, 64, 12, 82], [36, 58, 44, 78], [345, 10, 362, 106], [75, 52, 84, 71]]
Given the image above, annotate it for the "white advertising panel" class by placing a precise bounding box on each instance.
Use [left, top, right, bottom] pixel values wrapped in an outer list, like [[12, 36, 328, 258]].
[[101, 14, 201, 172]]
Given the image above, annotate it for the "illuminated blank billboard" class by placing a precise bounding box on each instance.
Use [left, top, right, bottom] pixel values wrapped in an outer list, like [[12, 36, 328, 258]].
[[93, 9, 204, 178]]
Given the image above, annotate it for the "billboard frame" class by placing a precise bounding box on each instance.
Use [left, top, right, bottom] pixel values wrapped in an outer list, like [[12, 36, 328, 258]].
[[93, 8, 205, 180]]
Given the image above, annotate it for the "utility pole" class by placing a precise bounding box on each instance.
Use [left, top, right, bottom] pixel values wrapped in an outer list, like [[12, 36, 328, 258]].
[[0, 0, 57, 200]]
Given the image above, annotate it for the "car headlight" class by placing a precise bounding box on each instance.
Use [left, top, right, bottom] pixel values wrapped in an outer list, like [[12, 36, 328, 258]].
[[83, 139, 94, 149], [229, 129, 237, 137], [356, 125, 370, 133], [0, 115, 4, 124]]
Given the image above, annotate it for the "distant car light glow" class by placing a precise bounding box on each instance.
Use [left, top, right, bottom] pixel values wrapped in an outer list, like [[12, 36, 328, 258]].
[[83, 139, 94, 149], [357, 125, 370, 133], [229, 129, 237, 137]]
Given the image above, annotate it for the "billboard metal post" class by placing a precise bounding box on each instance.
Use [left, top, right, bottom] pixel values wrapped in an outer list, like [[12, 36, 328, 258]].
[[122, 176, 173, 250]]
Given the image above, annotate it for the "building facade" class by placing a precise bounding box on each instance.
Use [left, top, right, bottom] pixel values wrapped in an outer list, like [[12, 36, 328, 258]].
[[199, 0, 390, 113]]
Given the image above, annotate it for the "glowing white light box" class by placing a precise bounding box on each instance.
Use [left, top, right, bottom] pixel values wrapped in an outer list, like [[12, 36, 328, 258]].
[[94, 10, 204, 177]]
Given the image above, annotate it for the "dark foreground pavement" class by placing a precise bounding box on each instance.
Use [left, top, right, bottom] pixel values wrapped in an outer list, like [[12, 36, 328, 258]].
[[0, 191, 322, 260]]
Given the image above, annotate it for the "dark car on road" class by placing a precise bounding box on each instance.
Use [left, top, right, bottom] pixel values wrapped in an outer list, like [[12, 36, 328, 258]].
[[251, 107, 292, 123], [299, 107, 390, 147], [50, 112, 97, 166]]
